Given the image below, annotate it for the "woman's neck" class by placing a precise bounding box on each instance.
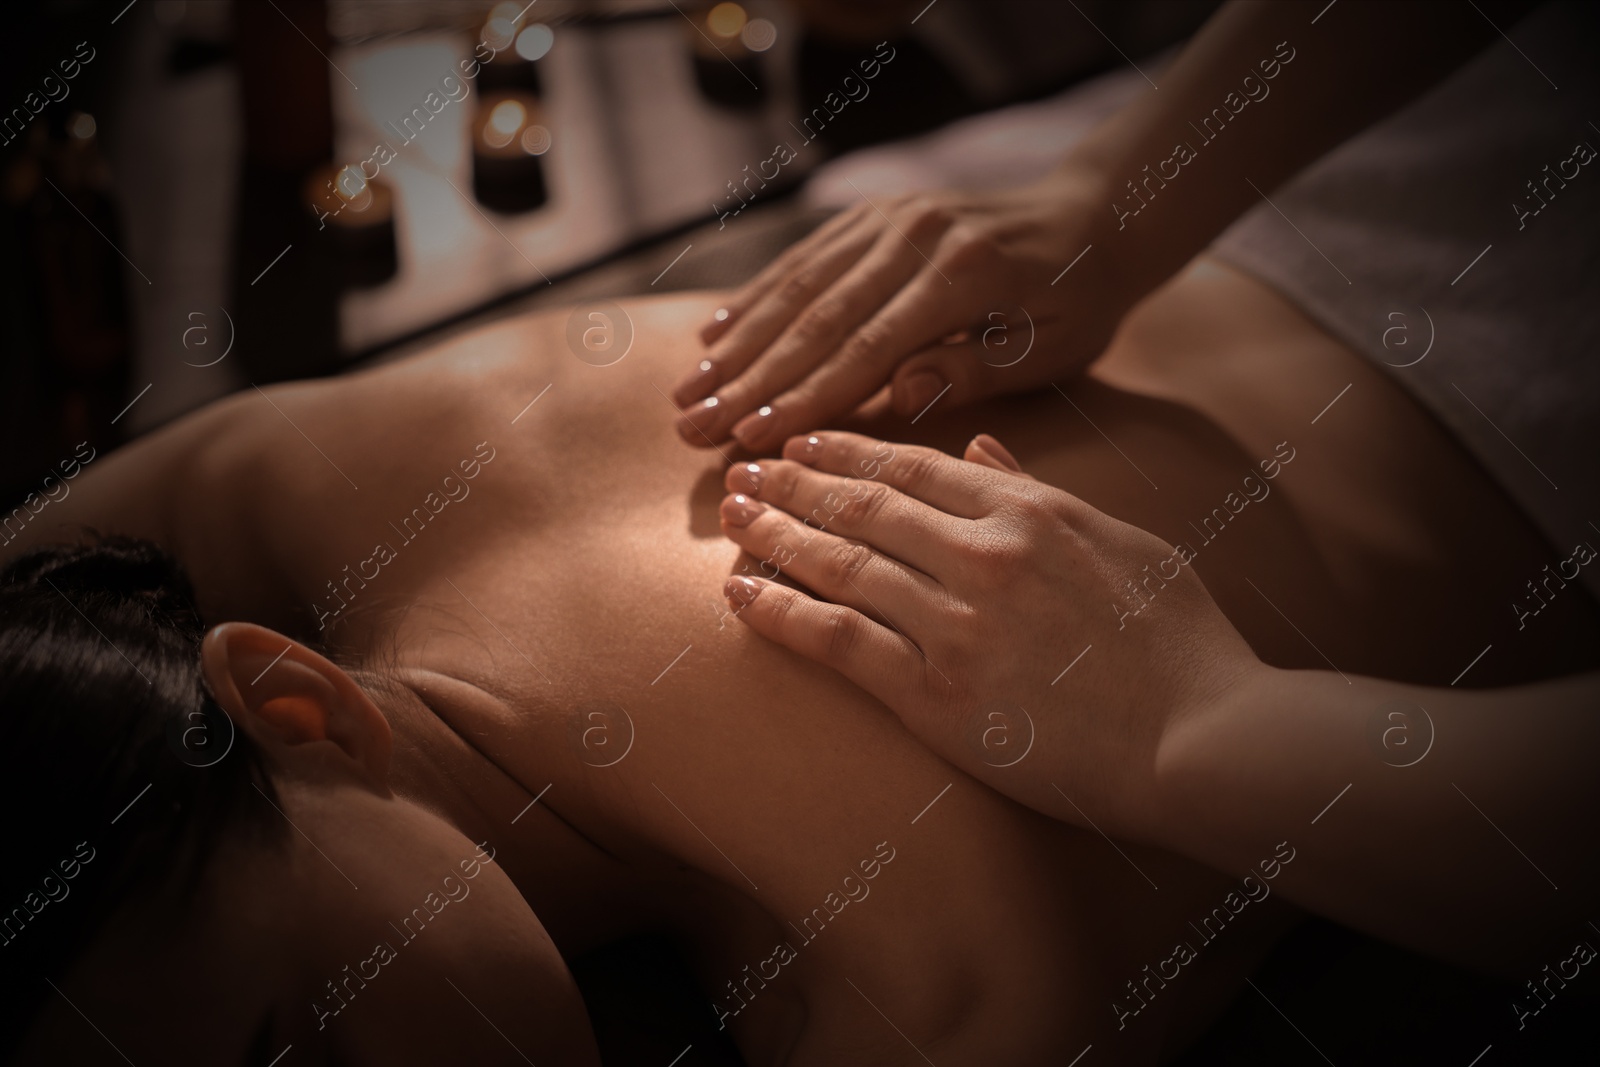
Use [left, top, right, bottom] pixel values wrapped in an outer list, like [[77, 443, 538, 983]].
[[381, 667, 671, 956]]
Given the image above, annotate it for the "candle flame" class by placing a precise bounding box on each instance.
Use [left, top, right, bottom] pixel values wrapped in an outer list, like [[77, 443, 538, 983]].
[[483, 98, 527, 148], [335, 165, 367, 200], [707, 3, 746, 38]]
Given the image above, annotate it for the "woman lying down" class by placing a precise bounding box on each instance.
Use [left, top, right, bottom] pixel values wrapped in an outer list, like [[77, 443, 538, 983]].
[[6, 3, 1599, 1065], [2, 262, 1596, 1064]]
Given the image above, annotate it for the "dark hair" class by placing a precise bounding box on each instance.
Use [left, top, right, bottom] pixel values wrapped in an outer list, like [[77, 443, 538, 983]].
[[0, 535, 284, 1058]]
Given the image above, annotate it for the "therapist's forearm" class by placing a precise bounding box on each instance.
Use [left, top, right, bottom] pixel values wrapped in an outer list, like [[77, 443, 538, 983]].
[[1050, 0, 1527, 295], [1152, 663, 1600, 971]]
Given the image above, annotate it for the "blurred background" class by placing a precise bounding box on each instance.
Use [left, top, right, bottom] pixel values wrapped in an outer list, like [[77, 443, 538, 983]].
[[0, 0, 1218, 508]]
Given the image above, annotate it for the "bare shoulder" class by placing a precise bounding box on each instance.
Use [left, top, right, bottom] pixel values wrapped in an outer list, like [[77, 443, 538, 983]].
[[2, 290, 726, 631]]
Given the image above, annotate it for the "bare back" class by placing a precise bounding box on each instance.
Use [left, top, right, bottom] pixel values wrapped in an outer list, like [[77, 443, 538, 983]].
[[26, 259, 1596, 1064]]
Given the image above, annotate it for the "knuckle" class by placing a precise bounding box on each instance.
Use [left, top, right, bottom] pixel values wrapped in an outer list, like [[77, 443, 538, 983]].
[[841, 320, 895, 365], [954, 526, 1029, 577], [822, 540, 873, 587], [837, 481, 891, 528], [900, 200, 952, 236], [998, 482, 1062, 524], [985, 533, 1033, 570], [884, 447, 938, 493], [760, 582, 797, 630], [820, 605, 861, 663], [938, 227, 1000, 273], [787, 304, 841, 349], [917, 605, 965, 668], [953, 528, 1003, 565], [761, 459, 805, 505], [779, 270, 820, 306]]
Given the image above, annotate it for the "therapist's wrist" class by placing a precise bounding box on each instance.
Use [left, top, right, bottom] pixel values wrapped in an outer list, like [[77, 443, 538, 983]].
[[1145, 652, 1280, 851], [1147, 656, 1296, 860], [1030, 163, 1121, 254], [1030, 162, 1166, 319], [1024, 633, 1265, 849], [1046, 144, 1239, 310]]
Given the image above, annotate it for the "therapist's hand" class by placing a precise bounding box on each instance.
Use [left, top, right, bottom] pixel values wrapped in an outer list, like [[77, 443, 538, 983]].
[[673, 172, 1132, 453], [717, 431, 1260, 840]]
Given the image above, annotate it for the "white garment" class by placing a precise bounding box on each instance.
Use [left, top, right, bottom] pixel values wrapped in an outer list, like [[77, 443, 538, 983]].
[[1212, 1, 1600, 601], [805, 3, 1600, 600]]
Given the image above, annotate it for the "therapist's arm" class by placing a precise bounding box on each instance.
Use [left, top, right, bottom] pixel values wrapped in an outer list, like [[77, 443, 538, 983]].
[[716, 431, 1599, 971], [1159, 657, 1600, 971], [678, 0, 1533, 453], [1052, 0, 1531, 302]]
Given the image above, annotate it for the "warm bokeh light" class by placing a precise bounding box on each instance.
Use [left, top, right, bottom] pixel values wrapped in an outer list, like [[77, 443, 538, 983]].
[[514, 23, 554, 62], [334, 164, 368, 200], [482, 15, 517, 51], [520, 125, 552, 155], [68, 112, 97, 140], [488, 99, 527, 136], [482, 98, 528, 148], [706, 3, 747, 39], [741, 17, 777, 52]]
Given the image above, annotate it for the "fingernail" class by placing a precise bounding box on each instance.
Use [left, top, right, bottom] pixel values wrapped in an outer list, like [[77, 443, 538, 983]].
[[731, 405, 776, 448], [724, 574, 765, 610], [721, 493, 765, 527], [676, 396, 721, 440], [784, 434, 823, 462], [973, 433, 1022, 471], [704, 308, 732, 342], [737, 462, 764, 493], [901, 371, 944, 415], [674, 359, 717, 405]]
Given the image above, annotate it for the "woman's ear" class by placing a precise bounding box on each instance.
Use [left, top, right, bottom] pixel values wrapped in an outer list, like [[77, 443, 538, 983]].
[[201, 622, 392, 787]]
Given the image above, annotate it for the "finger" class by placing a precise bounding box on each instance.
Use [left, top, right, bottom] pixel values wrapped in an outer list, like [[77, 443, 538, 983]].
[[890, 315, 1094, 417], [698, 207, 864, 347], [678, 212, 876, 409], [718, 490, 938, 625], [719, 233, 929, 451], [749, 265, 980, 447], [889, 337, 1008, 417], [779, 431, 1005, 519], [963, 434, 1034, 480], [963, 439, 1011, 473], [677, 213, 872, 408], [679, 213, 872, 402], [702, 209, 859, 343], [723, 576, 932, 710], [727, 457, 966, 575], [674, 226, 879, 442]]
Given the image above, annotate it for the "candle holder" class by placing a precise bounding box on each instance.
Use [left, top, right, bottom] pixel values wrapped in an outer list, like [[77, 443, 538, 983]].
[[688, 3, 767, 110], [304, 163, 398, 288], [470, 91, 550, 213], [477, 18, 552, 95]]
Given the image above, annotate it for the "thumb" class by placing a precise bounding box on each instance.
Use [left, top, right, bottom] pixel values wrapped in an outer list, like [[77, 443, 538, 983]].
[[963, 434, 1033, 479], [889, 339, 1015, 417], [891, 317, 1099, 417]]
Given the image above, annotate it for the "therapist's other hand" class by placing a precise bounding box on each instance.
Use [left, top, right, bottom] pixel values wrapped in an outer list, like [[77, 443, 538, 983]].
[[673, 173, 1128, 452], [717, 431, 1258, 839]]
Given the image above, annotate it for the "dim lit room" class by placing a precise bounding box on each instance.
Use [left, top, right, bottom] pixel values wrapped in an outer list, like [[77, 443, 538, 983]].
[[2, 0, 1597, 1063]]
